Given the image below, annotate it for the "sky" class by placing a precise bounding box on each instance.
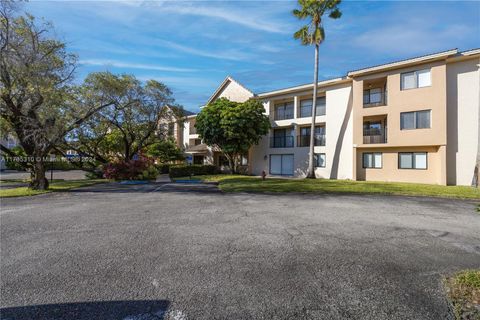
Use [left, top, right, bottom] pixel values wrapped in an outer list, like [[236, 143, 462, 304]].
[[24, 0, 480, 113]]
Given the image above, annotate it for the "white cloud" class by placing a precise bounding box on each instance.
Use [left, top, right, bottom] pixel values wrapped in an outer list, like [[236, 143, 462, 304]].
[[137, 75, 219, 88], [154, 39, 253, 61], [78, 59, 197, 72], [150, 2, 289, 34]]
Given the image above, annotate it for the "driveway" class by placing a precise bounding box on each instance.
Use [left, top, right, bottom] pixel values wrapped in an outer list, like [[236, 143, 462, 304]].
[[0, 170, 88, 182], [1, 183, 479, 319]]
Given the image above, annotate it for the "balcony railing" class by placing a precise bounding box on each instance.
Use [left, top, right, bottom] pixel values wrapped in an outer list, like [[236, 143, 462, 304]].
[[363, 92, 387, 108], [297, 134, 326, 147], [270, 136, 294, 148], [274, 109, 294, 121], [363, 128, 387, 144]]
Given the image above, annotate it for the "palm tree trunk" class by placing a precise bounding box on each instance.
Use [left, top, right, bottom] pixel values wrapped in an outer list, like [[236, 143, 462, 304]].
[[475, 91, 480, 187], [307, 43, 319, 179]]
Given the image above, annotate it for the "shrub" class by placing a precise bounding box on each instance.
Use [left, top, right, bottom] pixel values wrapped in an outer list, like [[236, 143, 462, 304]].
[[156, 163, 172, 174], [85, 168, 104, 179], [103, 155, 158, 180], [169, 165, 217, 178]]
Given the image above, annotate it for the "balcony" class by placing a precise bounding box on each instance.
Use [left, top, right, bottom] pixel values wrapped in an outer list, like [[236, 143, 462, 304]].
[[363, 76, 387, 108], [363, 91, 387, 108], [363, 127, 387, 144], [270, 136, 294, 148], [274, 109, 294, 121], [297, 134, 326, 147]]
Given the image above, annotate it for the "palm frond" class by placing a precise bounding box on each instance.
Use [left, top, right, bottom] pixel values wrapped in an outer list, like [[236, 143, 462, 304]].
[[329, 8, 342, 19], [292, 0, 342, 46], [293, 26, 311, 45]]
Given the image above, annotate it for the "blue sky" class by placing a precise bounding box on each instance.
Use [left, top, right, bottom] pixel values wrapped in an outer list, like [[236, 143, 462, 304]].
[[26, 0, 480, 112]]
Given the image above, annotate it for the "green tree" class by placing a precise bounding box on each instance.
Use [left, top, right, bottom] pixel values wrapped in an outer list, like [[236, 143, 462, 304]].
[[66, 72, 184, 164], [195, 98, 270, 173], [293, 0, 342, 178], [145, 138, 184, 163], [0, 7, 112, 189]]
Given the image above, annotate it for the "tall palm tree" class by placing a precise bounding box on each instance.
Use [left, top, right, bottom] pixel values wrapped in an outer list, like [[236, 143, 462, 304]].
[[293, 0, 341, 178]]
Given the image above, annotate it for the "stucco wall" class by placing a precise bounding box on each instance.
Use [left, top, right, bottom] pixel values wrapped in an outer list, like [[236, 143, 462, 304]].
[[446, 58, 480, 186], [352, 61, 448, 148], [249, 83, 353, 179], [355, 146, 445, 185]]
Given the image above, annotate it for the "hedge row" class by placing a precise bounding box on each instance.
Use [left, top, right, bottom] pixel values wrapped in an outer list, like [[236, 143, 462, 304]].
[[169, 165, 217, 178]]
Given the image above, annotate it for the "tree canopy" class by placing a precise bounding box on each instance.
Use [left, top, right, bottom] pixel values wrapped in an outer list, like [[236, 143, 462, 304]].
[[0, 7, 112, 189], [195, 98, 270, 173], [65, 72, 182, 164], [0, 4, 186, 189]]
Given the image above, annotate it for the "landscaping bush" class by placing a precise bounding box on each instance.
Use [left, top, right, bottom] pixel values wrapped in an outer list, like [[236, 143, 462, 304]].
[[156, 163, 172, 174], [103, 155, 158, 181], [85, 168, 104, 179], [49, 159, 77, 171], [169, 165, 217, 178]]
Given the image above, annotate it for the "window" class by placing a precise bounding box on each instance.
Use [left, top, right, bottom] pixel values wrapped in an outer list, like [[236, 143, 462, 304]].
[[194, 139, 202, 146], [274, 102, 294, 120], [189, 121, 197, 134], [400, 110, 431, 129], [193, 155, 204, 165], [363, 87, 384, 105], [363, 153, 382, 168], [270, 154, 294, 175], [398, 152, 427, 169], [299, 126, 326, 147], [401, 69, 431, 90], [168, 123, 175, 136], [299, 96, 326, 118], [271, 128, 294, 148], [314, 153, 326, 168]]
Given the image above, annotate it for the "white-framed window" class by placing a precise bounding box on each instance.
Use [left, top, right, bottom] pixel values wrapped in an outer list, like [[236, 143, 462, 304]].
[[398, 152, 427, 169], [299, 96, 326, 118], [400, 110, 431, 130], [314, 153, 326, 168], [363, 153, 382, 169], [401, 69, 431, 90]]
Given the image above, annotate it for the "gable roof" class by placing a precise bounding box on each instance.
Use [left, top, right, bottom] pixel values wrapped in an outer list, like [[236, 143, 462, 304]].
[[205, 76, 255, 105]]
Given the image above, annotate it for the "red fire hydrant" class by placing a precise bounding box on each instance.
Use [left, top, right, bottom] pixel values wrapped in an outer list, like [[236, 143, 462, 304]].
[[261, 170, 266, 181]]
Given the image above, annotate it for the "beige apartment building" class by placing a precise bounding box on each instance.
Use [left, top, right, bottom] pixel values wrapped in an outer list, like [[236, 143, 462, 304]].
[[179, 48, 479, 186]]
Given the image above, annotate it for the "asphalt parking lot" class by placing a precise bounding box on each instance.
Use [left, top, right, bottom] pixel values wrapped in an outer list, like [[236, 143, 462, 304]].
[[1, 182, 479, 319]]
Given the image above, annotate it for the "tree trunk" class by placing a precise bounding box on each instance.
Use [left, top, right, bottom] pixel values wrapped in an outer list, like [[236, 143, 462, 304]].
[[30, 159, 49, 190], [474, 73, 480, 187], [232, 155, 238, 174], [227, 153, 236, 174], [307, 43, 319, 179]]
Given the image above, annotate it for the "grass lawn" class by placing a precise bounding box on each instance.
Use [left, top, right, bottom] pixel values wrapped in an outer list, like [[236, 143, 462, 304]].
[[444, 269, 480, 319], [0, 179, 106, 198], [173, 175, 480, 199]]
